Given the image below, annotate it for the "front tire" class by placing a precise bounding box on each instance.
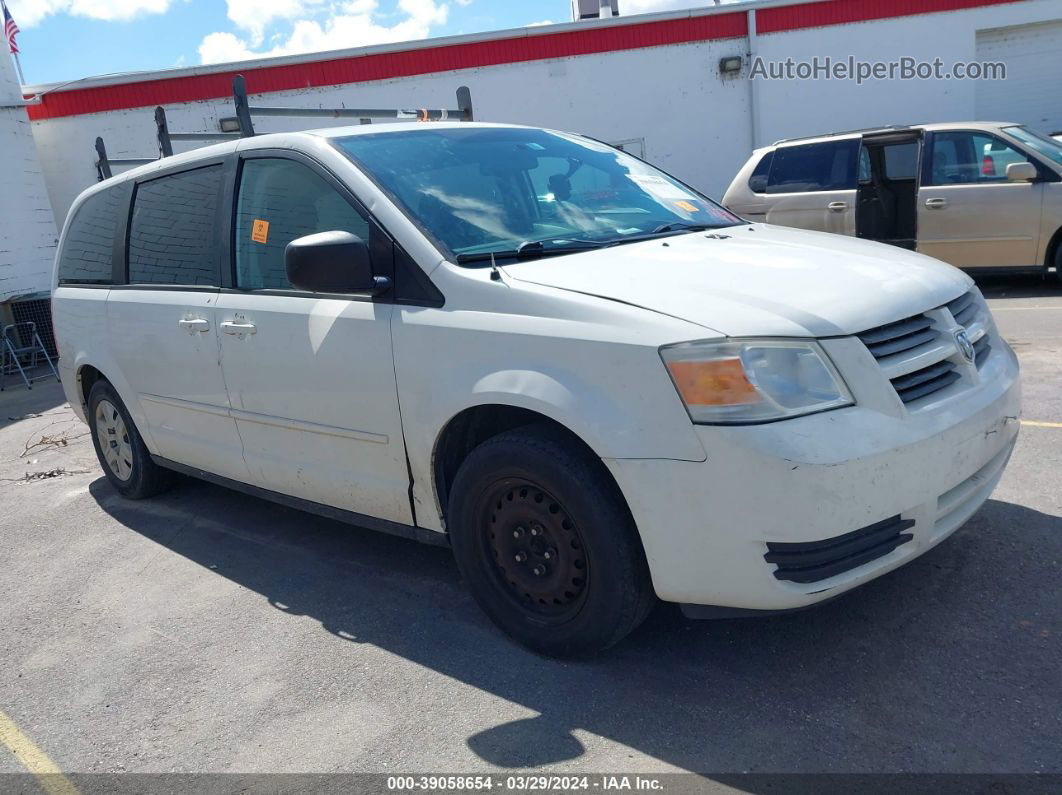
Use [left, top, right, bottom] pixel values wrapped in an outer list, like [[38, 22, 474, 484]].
[[448, 424, 654, 657], [88, 380, 173, 499]]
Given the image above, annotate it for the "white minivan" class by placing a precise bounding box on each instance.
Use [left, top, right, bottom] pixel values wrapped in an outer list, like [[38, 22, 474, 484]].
[[53, 123, 1020, 656]]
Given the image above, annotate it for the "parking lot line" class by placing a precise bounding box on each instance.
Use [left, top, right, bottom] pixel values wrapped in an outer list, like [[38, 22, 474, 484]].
[[1021, 420, 1062, 429], [989, 305, 1062, 311], [0, 708, 78, 795]]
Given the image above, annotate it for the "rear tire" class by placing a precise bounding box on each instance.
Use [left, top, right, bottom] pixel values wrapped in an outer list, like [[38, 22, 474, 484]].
[[87, 380, 173, 499], [448, 424, 655, 657]]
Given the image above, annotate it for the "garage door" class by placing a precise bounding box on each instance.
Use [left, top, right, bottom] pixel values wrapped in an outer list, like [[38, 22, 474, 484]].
[[975, 20, 1062, 135]]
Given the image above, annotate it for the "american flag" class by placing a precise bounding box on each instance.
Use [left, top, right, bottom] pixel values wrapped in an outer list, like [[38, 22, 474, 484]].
[[3, 2, 18, 55]]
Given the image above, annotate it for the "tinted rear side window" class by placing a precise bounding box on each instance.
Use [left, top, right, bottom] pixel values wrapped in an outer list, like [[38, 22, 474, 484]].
[[747, 151, 774, 193], [767, 140, 858, 194], [57, 186, 124, 285], [128, 166, 222, 286]]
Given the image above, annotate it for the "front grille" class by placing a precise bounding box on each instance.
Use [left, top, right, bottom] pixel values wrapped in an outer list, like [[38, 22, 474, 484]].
[[947, 291, 978, 327], [856, 314, 938, 360], [856, 289, 992, 407], [890, 360, 961, 404], [973, 334, 990, 367], [765, 515, 915, 584]]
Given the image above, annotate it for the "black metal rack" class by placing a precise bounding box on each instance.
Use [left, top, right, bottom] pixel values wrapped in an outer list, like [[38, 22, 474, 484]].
[[96, 75, 473, 181]]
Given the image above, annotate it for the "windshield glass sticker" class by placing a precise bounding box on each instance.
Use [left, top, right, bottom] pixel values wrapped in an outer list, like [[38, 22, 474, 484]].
[[628, 173, 697, 201], [251, 219, 270, 244]]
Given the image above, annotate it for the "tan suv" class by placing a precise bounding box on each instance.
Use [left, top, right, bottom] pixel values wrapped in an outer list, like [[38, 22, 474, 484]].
[[722, 122, 1062, 277]]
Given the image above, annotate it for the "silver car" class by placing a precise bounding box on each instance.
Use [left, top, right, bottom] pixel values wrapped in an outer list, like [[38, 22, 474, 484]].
[[722, 122, 1062, 277]]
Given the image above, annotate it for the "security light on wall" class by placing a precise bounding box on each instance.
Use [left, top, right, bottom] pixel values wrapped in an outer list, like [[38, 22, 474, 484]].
[[719, 56, 744, 76], [219, 117, 241, 133]]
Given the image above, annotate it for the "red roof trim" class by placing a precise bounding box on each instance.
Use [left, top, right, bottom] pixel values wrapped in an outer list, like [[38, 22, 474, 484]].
[[27, 0, 1019, 121], [757, 0, 1021, 33]]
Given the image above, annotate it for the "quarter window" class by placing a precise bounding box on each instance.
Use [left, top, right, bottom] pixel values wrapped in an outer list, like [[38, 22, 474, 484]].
[[128, 166, 222, 286], [234, 158, 370, 290], [766, 140, 858, 194], [747, 151, 774, 193], [927, 131, 1030, 185], [57, 186, 123, 285]]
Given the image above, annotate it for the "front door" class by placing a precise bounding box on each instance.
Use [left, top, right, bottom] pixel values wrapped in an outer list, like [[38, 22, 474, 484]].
[[917, 130, 1045, 268], [216, 153, 412, 525], [106, 162, 250, 482]]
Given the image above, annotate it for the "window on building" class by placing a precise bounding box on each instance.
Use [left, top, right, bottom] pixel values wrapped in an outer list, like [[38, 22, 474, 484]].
[[57, 186, 124, 285], [128, 166, 222, 286], [766, 139, 859, 194], [234, 158, 371, 290]]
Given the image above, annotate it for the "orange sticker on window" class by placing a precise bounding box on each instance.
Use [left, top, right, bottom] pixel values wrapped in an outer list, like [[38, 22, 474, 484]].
[[251, 219, 270, 244], [674, 200, 698, 213]]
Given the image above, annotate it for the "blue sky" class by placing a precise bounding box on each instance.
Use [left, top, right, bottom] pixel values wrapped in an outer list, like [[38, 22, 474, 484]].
[[6, 0, 697, 86]]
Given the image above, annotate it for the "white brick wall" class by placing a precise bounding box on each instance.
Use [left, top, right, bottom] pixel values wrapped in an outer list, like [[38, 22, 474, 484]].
[[0, 49, 57, 301]]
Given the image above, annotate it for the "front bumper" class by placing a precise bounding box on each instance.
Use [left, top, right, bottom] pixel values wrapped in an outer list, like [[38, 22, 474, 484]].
[[605, 340, 1021, 611]]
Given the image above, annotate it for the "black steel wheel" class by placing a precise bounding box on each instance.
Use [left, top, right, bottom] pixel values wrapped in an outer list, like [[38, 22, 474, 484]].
[[448, 424, 654, 657], [478, 478, 589, 623]]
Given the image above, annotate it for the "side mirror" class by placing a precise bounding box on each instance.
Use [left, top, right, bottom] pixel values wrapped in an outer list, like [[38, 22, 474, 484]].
[[1006, 162, 1038, 182], [284, 230, 388, 294]]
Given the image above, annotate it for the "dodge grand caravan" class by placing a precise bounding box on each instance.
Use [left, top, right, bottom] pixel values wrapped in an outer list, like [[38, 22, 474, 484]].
[[723, 122, 1062, 276], [53, 123, 1020, 656]]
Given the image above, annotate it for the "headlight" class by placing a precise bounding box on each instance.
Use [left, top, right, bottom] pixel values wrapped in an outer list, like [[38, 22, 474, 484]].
[[660, 339, 853, 424]]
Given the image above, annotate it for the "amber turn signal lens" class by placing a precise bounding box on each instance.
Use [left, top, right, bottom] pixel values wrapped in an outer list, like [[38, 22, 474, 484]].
[[666, 357, 761, 406]]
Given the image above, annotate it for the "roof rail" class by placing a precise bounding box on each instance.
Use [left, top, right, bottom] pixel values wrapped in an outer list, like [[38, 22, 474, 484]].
[[772, 124, 914, 146], [231, 74, 473, 137], [93, 74, 474, 181], [94, 137, 155, 181]]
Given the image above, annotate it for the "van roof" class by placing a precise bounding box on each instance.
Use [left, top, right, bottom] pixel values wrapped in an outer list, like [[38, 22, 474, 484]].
[[771, 121, 1022, 147], [97, 121, 533, 185]]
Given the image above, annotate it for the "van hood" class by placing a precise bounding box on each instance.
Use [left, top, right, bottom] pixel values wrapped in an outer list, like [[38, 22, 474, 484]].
[[503, 224, 973, 338]]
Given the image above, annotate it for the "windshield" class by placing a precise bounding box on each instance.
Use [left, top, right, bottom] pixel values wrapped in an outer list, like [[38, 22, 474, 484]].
[[1004, 125, 1062, 167], [334, 127, 741, 263]]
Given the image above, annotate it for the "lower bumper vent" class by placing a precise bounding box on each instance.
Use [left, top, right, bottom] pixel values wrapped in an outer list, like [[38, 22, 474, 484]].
[[765, 515, 915, 583]]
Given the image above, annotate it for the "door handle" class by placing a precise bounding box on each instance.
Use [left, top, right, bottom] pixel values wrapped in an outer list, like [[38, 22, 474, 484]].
[[220, 320, 257, 336], [827, 201, 847, 212], [177, 318, 210, 333], [925, 197, 949, 209]]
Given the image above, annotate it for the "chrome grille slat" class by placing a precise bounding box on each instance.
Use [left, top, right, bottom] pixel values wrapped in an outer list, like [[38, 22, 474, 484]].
[[856, 315, 939, 360], [947, 292, 976, 327], [890, 360, 955, 392], [893, 365, 961, 403], [973, 335, 990, 367]]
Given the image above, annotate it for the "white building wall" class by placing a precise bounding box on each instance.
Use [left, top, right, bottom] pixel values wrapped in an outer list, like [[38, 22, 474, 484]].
[[752, 0, 1062, 146], [26, 0, 1062, 228], [0, 51, 57, 301]]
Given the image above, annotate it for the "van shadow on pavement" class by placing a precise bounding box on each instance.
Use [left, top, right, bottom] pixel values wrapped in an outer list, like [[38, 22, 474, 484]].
[[90, 476, 1060, 774]]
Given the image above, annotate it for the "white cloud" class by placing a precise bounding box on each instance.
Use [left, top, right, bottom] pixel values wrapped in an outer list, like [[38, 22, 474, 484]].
[[224, 0, 326, 46], [199, 0, 452, 65], [527, 20, 554, 27], [7, 0, 174, 27]]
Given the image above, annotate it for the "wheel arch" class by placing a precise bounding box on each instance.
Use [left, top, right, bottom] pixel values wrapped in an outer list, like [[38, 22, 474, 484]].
[[1046, 223, 1062, 272], [431, 402, 629, 527]]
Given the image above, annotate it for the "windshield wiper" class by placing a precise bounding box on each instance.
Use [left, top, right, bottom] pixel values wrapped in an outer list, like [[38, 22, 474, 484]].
[[649, 222, 717, 235], [455, 237, 606, 264]]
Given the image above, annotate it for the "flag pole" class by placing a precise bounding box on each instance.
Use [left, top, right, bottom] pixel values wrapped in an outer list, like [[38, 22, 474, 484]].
[[12, 49, 24, 85]]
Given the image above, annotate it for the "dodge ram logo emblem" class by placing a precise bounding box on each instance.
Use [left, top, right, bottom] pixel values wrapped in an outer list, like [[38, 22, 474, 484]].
[[955, 330, 975, 363]]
